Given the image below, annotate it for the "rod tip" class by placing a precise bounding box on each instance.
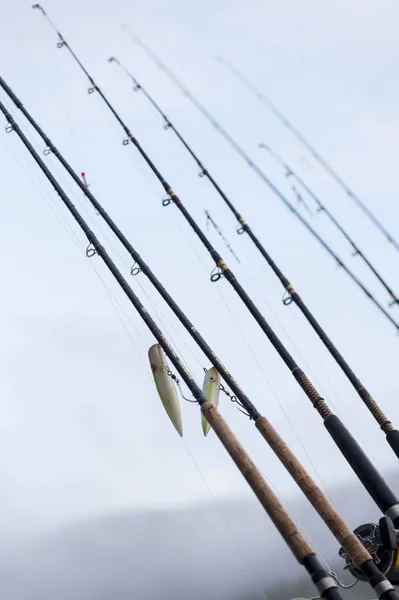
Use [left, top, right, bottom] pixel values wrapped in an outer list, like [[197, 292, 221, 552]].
[[32, 3, 46, 15]]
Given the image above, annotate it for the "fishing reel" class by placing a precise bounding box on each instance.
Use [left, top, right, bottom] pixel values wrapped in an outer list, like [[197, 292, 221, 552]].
[[339, 516, 399, 585]]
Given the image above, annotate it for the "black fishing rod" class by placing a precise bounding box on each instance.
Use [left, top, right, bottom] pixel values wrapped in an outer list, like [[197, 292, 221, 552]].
[[216, 56, 399, 256], [3, 79, 399, 598], [1, 98, 355, 599], [106, 57, 399, 457], [119, 28, 399, 335], [32, 5, 399, 493], [259, 143, 399, 307]]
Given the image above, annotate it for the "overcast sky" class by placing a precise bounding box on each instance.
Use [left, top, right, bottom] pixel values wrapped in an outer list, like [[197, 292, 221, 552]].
[[0, 0, 398, 559]]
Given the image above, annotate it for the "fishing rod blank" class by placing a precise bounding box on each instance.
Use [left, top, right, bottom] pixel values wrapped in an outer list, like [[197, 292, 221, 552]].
[[259, 142, 399, 308], [2, 84, 398, 600], [120, 29, 399, 335], [32, 5, 399, 506], [106, 57, 399, 458], [216, 55, 399, 255]]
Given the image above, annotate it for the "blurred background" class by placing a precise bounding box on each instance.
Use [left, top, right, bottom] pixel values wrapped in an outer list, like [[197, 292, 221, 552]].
[[0, 0, 398, 597]]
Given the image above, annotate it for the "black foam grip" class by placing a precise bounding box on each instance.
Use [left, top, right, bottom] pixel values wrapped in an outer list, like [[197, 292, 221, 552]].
[[324, 415, 398, 513], [386, 430, 399, 460]]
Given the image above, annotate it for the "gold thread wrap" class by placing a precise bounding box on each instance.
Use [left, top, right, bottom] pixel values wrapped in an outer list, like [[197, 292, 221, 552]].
[[217, 259, 228, 272]]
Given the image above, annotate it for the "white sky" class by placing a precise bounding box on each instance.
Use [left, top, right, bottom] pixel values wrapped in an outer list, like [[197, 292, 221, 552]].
[[0, 0, 398, 552]]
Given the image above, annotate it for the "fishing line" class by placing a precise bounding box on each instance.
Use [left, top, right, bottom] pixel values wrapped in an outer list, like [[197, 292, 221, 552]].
[[214, 238, 351, 433], [205, 209, 241, 262], [52, 51, 88, 172], [178, 438, 269, 600], [1, 135, 84, 254], [231, 257, 343, 415], [256, 465, 344, 591], [253, 265, 372, 453], [2, 135, 150, 363]]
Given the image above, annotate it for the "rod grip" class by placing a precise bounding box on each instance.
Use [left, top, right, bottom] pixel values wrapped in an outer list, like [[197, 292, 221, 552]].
[[386, 430, 399, 460], [324, 415, 398, 513]]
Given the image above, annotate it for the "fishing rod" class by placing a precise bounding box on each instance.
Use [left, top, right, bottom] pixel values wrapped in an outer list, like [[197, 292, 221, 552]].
[[259, 142, 399, 307], [106, 57, 399, 457], [118, 31, 399, 335], [2, 80, 399, 600], [216, 56, 399, 256], [32, 5, 399, 494]]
